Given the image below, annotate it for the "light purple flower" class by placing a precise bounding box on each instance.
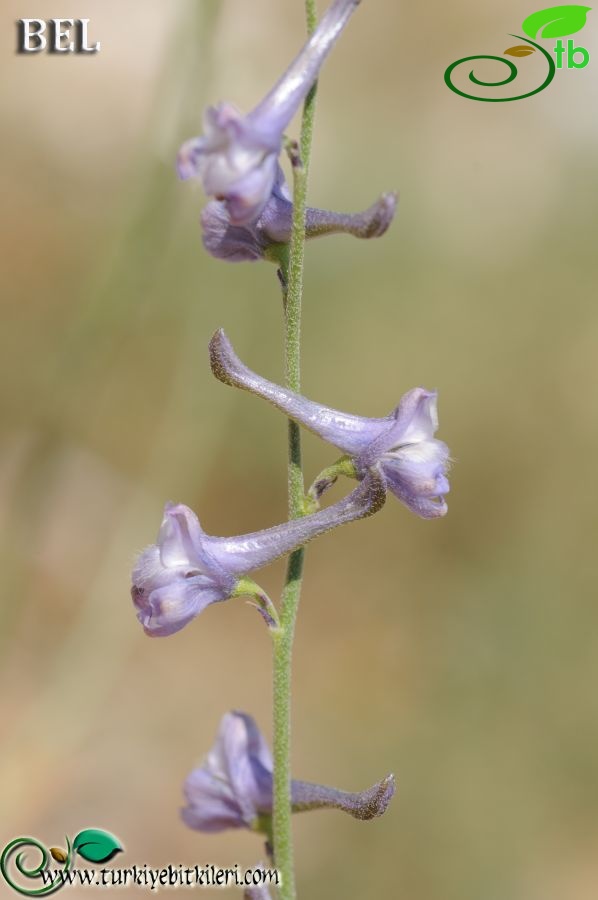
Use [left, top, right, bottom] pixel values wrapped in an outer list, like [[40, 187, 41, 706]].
[[178, 0, 362, 224], [210, 330, 450, 519], [131, 472, 384, 636], [201, 166, 398, 262], [181, 712, 272, 832], [182, 711, 395, 833]]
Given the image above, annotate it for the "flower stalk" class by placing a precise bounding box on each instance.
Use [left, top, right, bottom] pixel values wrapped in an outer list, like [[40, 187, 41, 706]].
[[272, 2, 319, 895], [131, 0, 424, 893]]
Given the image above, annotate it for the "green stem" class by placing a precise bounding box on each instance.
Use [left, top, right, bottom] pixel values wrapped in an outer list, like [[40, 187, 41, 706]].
[[272, 2, 318, 897]]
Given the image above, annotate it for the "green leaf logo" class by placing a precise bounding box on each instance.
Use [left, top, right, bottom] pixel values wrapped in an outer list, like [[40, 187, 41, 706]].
[[522, 5, 591, 39], [72, 829, 122, 864]]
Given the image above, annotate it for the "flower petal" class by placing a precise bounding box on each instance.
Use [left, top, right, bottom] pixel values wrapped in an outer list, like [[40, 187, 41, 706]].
[[181, 712, 273, 833], [177, 137, 205, 180], [221, 712, 273, 817], [381, 441, 450, 519], [360, 389, 440, 467], [158, 503, 206, 569], [219, 153, 279, 226], [181, 767, 245, 832], [201, 201, 268, 263], [132, 574, 227, 637], [394, 388, 439, 444]]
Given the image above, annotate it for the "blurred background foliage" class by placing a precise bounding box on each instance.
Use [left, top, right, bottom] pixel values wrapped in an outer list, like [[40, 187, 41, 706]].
[[2, 0, 598, 897]]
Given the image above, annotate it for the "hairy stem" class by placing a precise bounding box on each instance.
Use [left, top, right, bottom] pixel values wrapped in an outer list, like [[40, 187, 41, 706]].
[[272, 1, 318, 897]]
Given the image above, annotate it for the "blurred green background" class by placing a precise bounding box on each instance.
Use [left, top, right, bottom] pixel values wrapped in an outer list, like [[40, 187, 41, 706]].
[[2, 0, 598, 897]]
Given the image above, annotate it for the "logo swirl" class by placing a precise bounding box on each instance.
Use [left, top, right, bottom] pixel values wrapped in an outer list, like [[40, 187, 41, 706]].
[[0, 837, 72, 896], [444, 35, 556, 101]]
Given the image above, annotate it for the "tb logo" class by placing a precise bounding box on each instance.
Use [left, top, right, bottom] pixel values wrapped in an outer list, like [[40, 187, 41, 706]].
[[17, 19, 100, 54]]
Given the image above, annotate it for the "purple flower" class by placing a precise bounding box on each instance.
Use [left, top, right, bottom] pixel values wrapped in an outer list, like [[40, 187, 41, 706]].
[[178, 0, 362, 224], [131, 472, 384, 637], [181, 712, 272, 832], [182, 711, 395, 834], [210, 330, 450, 519], [201, 166, 398, 263]]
